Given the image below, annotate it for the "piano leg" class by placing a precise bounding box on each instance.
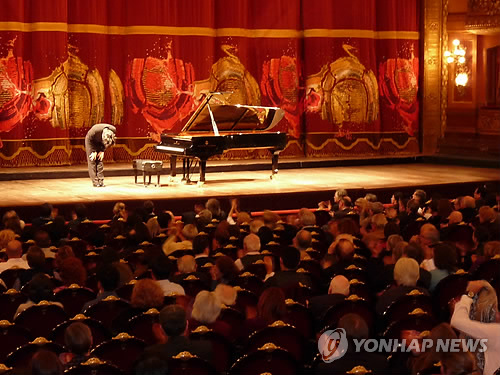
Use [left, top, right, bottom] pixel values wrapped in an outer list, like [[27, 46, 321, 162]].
[[182, 158, 188, 182], [170, 156, 177, 178], [270, 151, 280, 179], [199, 160, 207, 184]]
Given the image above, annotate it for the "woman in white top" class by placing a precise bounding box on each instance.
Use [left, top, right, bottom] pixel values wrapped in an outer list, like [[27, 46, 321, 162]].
[[450, 280, 500, 375]]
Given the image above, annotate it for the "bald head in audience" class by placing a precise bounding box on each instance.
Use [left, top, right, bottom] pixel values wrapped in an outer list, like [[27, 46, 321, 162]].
[[328, 275, 350, 295], [6, 240, 23, 259]]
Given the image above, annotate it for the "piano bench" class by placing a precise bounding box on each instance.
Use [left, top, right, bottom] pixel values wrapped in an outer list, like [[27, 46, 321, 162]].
[[132, 159, 163, 187]]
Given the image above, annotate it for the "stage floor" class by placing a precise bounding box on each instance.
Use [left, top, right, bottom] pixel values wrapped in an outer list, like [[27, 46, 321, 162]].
[[2, 163, 499, 213]]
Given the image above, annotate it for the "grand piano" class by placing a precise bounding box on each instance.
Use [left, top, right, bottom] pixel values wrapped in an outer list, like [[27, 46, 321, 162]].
[[154, 92, 287, 183]]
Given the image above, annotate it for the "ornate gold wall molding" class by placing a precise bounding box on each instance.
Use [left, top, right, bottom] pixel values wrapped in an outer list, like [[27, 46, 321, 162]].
[[422, 0, 446, 154], [466, 0, 500, 33]]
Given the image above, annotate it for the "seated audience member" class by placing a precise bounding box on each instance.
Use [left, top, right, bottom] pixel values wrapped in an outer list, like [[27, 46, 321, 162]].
[[192, 234, 213, 268], [20, 245, 51, 285], [189, 290, 232, 340], [439, 350, 477, 375], [309, 275, 349, 326], [411, 323, 468, 375], [33, 230, 56, 259], [376, 257, 428, 315], [0, 239, 29, 273], [134, 357, 169, 375], [31, 203, 55, 228], [172, 255, 210, 288], [53, 245, 75, 281], [214, 284, 237, 307], [382, 240, 408, 287], [294, 229, 313, 260], [59, 322, 92, 369], [150, 255, 185, 296], [235, 233, 263, 271], [459, 196, 477, 223], [206, 198, 226, 222], [82, 264, 121, 312], [143, 304, 212, 363], [403, 242, 432, 289], [111, 202, 126, 222], [2, 210, 25, 235], [451, 280, 500, 375], [264, 246, 313, 289], [414, 223, 440, 271], [315, 313, 388, 375], [323, 237, 356, 279], [100, 247, 133, 287], [162, 223, 198, 256], [478, 206, 500, 241], [245, 287, 288, 336], [31, 349, 63, 375], [429, 242, 458, 292], [15, 273, 64, 319], [210, 255, 239, 289], [53, 257, 88, 292], [115, 278, 165, 331]]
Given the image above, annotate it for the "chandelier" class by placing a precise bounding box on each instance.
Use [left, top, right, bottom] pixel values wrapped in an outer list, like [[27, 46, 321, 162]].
[[444, 39, 469, 87]]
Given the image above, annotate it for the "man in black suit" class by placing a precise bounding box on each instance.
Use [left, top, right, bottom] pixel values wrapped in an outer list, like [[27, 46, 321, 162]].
[[144, 305, 212, 363], [192, 234, 214, 268], [309, 275, 349, 330], [85, 123, 116, 187], [264, 246, 313, 289]]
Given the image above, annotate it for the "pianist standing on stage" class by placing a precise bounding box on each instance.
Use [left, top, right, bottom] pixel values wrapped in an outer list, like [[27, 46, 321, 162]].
[[85, 123, 116, 187]]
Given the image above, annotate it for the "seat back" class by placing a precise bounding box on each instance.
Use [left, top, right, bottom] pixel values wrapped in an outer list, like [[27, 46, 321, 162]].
[[180, 276, 208, 298], [65, 357, 125, 375], [127, 309, 160, 346], [49, 316, 110, 349], [55, 285, 96, 317], [167, 351, 216, 375], [474, 257, 500, 283], [245, 321, 305, 363], [285, 300, 314, 340], [433, 272, 471, 321], [322, 296, 374, 333], [90, 333, 146, 373], [115, 280, 137, 302], [234, 273, 264, 296], [190, 326, 233, 373], [4, 338, 64, 369], [217, 307, 245, 341], [383, 310, 437, 340], [0, 321, 32, 363], [15, 303, 68, 339], [0, 290, 28, 321], [229, 343, 299, 375], [383, 291, 433, 328], [83, 296, 130, 331], [0, 269, 26, 290], [234, 288, 259, 315]]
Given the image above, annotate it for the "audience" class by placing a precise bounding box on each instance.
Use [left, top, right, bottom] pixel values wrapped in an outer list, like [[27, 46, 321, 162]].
[[1, 187, 499, 374]]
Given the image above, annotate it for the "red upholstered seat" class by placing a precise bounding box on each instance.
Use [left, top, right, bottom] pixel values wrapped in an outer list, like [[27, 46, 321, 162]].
[[90, 333, 146, 373], [14, 302, 68, 339], [0, 290, 28, 322], [82, 296, 130, 332], [167, 351, 216, 375], [65, 357, 125, 375], [189, 325, 233, 373], [245, 320, 306, 363], [229, 343, 300, 375], [127, 308, 160, 346], [54, 285, 96, 317], [4, 337, 64, 369], [0, 320, 32, 363], [49, 315, 110, 349]]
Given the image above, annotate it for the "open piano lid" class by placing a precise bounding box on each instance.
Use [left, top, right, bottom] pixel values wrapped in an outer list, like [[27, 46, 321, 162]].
[[180, 93, 285, 133]]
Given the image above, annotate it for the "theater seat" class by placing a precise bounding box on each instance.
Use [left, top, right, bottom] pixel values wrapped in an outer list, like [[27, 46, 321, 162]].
[[127, 308, 160, 346], [14, 302, 68, 339], [83, 295, 130, 332], [90, 333, 146, 373], [0, 269, 26, 290], [382, 289, 433, 329], [65, 357, 125, 375], [0, 289, 28, 321], [54, 284, 96, 317], [4, 337, 64, 369], [189, 325, 233, 373], [234, 273, 264, 296], [167, 351, 216, 375], [433, 270, 471, 321], [0, 320, 32, 363], [245, 320, 305, 363], [229, 343, 300, 375], [49, 314, 110, 349], [383, 309, 437, 340], [285, 299, 314, 340], [322, 295, 374, 334]]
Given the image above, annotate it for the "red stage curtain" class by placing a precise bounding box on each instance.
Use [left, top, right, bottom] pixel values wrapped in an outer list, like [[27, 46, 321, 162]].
[[0, 0, 420, 166]]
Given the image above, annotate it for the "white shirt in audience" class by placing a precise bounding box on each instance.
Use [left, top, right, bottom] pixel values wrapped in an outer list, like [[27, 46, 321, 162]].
[[0, 258, 29, 273], [156, 279, 185, 296]]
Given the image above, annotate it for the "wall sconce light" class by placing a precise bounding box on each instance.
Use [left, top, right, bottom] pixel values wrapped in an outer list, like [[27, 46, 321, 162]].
[[444, 39, 469, 87]]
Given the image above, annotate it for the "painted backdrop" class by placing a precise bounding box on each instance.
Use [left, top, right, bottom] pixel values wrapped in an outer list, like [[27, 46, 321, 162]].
[[0, 0, 420, 166]]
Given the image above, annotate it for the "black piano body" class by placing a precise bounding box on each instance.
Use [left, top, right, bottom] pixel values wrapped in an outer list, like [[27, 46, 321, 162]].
[[155, 94, 287, 183]]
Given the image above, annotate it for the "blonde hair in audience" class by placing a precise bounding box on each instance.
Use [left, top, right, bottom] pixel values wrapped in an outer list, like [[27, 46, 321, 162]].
[[131, 279, 164, 309], [177, 255, 196, 274], [181, 224, 198, 240], [387, 234, 404, 252], [484, 241, 500, 258], [146, 217, 161, 238], [394, 257, 419, 287], [191, 291, 221, 324], [0, 229, 16, 250], [249, 219, 264, 234], [113, 202, 126, 216], [214, 284, 237, 306], [479, 206, 496, 224]]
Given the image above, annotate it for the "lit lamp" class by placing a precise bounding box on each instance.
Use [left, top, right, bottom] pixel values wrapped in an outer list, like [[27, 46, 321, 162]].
[[444, 39, 468, 87]]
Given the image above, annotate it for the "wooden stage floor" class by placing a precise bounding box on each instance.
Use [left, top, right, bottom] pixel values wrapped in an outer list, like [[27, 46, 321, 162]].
[[2, 163, 499, 221]]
